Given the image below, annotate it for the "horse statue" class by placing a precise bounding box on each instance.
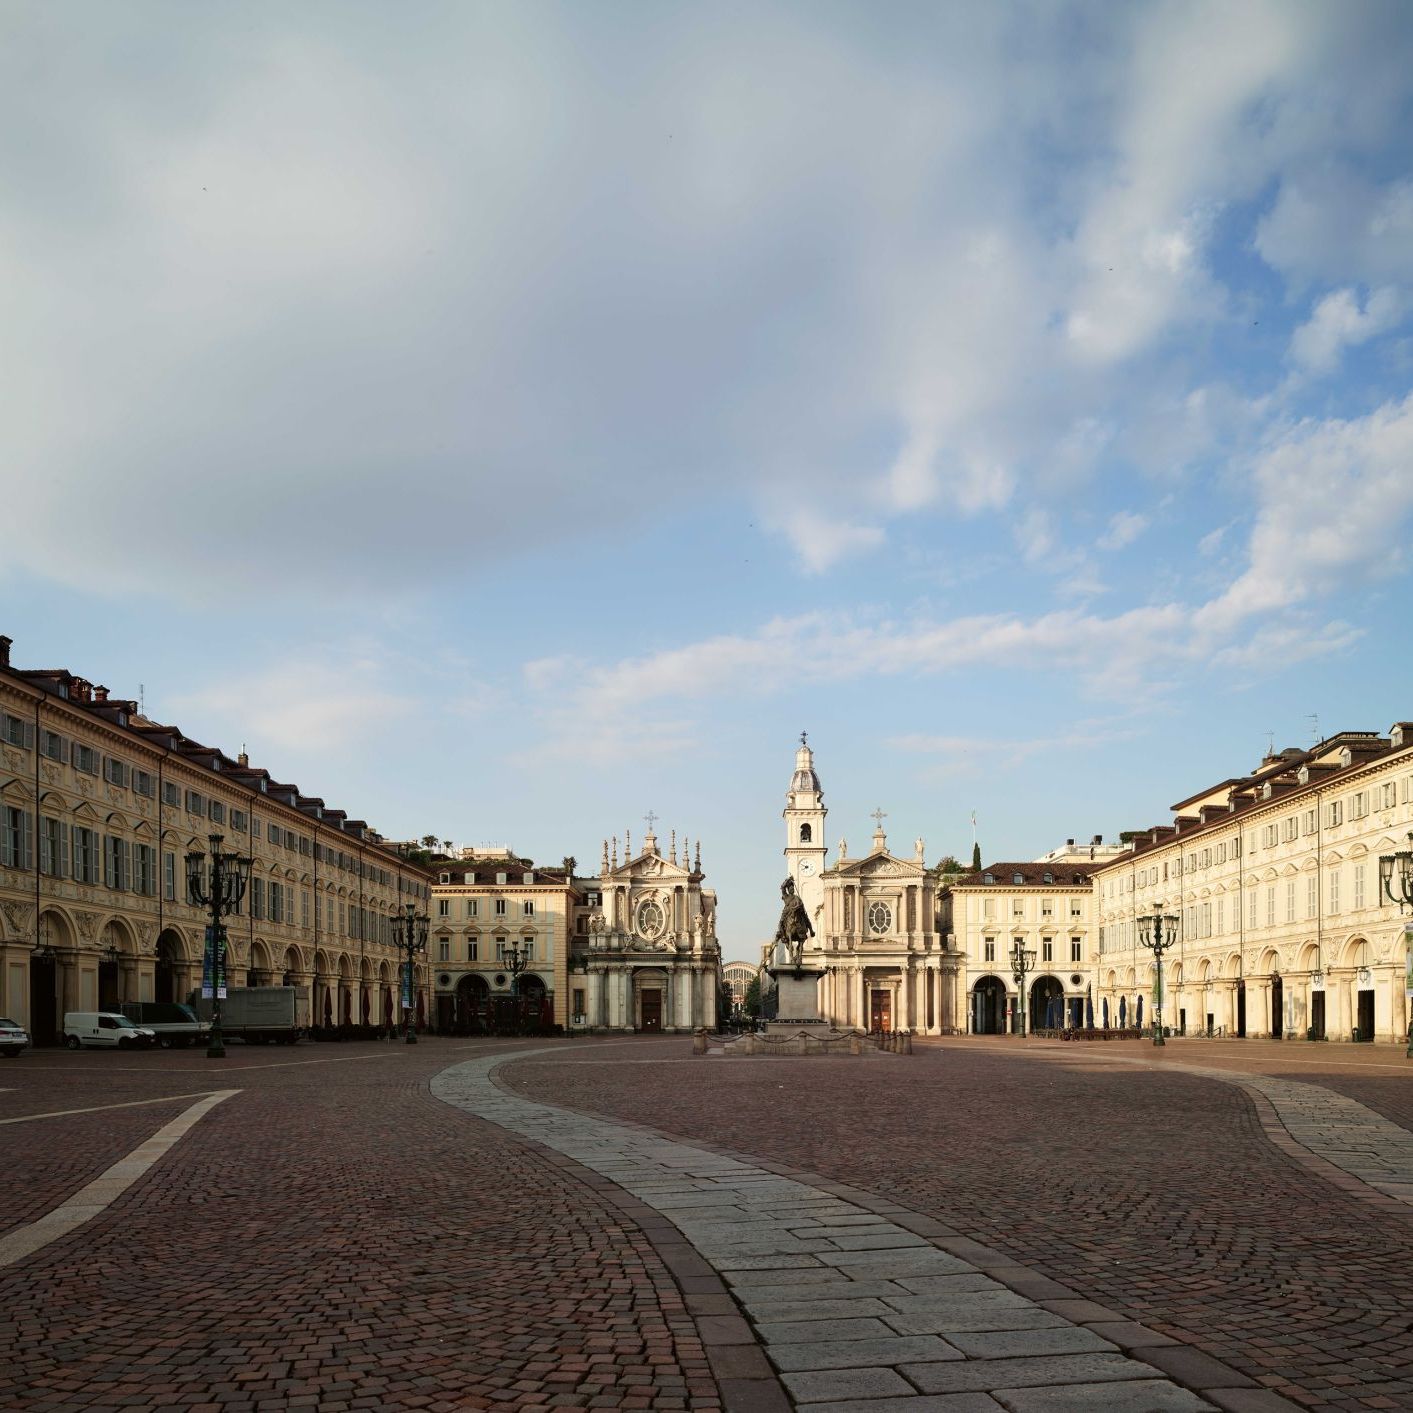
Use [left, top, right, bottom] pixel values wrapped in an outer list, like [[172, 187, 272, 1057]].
[[773, 876, 814, 976]]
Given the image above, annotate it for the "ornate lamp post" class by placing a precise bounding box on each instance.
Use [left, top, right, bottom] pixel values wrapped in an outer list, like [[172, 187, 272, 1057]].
[[503, 937, 530, 1031], [390, 903, 429, 1044], [1137, 911, 1180, 1048], [1010, 939, 1036, 1038], [186, 833, 253, 1059], [1378, 832, 1413, 1058]]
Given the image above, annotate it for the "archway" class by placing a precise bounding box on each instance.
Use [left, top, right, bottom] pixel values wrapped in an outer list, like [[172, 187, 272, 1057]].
[[456, 974, 490, 1034], [1030, 975, 1064, 1031], [971, 976, 1006, 1034], [155, 929, 185, 1004], [518, 972, 549, 1032], [31, 910, 72, 1047]]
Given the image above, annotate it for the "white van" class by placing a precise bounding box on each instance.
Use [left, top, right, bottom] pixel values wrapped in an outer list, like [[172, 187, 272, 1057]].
[[62, 1012, 158, 1050]]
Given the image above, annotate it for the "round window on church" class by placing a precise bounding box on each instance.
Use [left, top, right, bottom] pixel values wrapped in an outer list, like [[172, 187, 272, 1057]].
[[637, 899, 666, 940], [867, 901, 893, 935]]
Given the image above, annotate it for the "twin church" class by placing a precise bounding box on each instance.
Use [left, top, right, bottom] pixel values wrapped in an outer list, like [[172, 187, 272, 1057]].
[[781, 735, 963, 1035]]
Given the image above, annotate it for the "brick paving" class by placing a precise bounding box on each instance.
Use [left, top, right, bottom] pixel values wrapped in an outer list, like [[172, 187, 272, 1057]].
[[434, 1053, 1226, 1412], [505, 1041, 1413, 1411], [0, 1040, 721, 1411]]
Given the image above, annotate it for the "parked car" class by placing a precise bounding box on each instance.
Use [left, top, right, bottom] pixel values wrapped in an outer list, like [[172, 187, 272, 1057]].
[[0, 1016, 29, 1058], [61, 1012, 157, 1050], [119, 1001, 210, 1048]]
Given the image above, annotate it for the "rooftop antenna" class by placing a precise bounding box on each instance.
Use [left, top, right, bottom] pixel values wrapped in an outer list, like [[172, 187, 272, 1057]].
[[1307, 712, 1320, 745], [1265, 729, 1275, 758], [139, 683, 145, 714]]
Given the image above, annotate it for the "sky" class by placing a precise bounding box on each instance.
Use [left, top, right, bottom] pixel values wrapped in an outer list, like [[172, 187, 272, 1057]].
[[4, 1, 1413, 955]]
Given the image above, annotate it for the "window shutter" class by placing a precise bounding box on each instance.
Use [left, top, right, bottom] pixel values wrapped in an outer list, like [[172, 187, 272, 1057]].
[[122, 839, 132, 891], [21, 810, 32, 870], [23, 720, 35, 750]]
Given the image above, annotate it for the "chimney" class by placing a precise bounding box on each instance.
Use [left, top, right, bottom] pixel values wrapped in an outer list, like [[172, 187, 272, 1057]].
[[238, 751, 249, 767], [0, 636, 11, 669], [94, 685, 109, 702], [1066, 838, 1075, 847], [1092, 834, 1102, 844]]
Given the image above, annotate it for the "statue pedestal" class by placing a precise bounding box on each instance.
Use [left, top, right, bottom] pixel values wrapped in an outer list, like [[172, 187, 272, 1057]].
[[767, 963, 826, 1030]]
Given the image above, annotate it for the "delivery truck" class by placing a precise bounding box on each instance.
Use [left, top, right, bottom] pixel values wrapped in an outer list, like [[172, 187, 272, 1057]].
[[187, 985, 309, 1044]]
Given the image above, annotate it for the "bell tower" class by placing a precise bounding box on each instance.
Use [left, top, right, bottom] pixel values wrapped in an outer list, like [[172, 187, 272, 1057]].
[[784, 733, 828, 930]]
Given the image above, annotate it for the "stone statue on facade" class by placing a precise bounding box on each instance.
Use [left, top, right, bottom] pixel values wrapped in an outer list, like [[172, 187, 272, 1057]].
[[774, 876, 814, 976]]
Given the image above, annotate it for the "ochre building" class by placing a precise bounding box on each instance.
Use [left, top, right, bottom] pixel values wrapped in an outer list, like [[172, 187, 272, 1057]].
[[0, 635, 433, 1044]]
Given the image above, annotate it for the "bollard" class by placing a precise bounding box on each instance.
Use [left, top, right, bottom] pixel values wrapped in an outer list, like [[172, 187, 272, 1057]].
[[692, 1028, 708, 1055], [902, 1030, 913, 1055], [849, 1033, 863, 1055]]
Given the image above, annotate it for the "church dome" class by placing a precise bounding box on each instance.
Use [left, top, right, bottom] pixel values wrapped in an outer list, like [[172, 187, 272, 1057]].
[[790, 736, 822, 796]]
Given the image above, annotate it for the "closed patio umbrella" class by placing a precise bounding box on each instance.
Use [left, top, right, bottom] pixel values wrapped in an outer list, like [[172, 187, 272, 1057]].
[[1137, 995, 1144, 1029], [1085, 993, 1094, 1030], [1102, 997, 1110, 1027], [1119, 996, 1127, 1027]]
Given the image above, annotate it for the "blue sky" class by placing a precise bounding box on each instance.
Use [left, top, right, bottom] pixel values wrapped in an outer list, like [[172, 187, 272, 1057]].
[[4, 1, 1413, 953]]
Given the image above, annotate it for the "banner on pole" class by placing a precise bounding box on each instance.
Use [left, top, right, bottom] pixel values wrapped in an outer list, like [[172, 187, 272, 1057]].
[[401, 965, 412, 1010], [1404, 925, 1413, 1000], [202, 925, 227, 1000]]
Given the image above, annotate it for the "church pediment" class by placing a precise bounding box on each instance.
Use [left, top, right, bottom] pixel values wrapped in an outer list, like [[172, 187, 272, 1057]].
[[607, 852, 690, 882], [833, 853, 921, 880]]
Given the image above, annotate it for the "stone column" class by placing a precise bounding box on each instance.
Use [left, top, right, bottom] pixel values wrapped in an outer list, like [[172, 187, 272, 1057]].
[[1252, 979, 1271, 1038]]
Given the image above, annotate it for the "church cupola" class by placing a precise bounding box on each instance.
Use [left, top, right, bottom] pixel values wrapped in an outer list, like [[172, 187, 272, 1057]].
[[790, 731, 823, 801]]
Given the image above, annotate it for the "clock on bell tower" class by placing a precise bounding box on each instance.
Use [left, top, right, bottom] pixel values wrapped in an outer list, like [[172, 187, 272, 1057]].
[[783, 732, 827, 931]]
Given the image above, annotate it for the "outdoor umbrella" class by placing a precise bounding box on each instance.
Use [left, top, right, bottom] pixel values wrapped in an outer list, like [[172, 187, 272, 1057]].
[[1137, 995, 1144, 1029], [383, 987, 393, 1027], [1119, 996, 1127, 1027], [1085, 993, 1095, 1029], [323, 990, 333, 1026], [361, 988, 370, 1024], [1102, 997, 1110, 1027]]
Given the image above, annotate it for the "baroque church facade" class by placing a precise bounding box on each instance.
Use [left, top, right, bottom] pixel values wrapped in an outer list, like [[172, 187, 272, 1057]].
[[783, 737, 963, 1034], [578, 822, 721, 1032]]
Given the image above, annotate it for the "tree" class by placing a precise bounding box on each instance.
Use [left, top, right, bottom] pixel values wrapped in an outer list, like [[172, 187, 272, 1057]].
[[420, 835, 439, 850], [743, 975, 762, 1018], [972, 841, 982, 871], [562, 855, 578, 876], [936, 855, 963, 875]]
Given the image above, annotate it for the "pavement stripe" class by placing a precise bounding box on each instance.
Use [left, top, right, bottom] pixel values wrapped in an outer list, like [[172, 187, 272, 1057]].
[[0, 1088, 239, 1270], [432, 1055, 1255, 1412], [0, 1090, 232, 1126]]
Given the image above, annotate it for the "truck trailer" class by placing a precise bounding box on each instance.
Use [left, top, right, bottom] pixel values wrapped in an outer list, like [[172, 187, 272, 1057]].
[[187, 985, 309, 1044]]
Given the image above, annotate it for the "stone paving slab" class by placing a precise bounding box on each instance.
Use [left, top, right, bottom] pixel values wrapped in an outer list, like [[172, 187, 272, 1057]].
[[433, 1053, 1218, 1413]]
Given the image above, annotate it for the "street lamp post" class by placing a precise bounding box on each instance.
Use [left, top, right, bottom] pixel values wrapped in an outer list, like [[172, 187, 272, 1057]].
[[186, 833, 253, 1059], [1138, 911, 1180, 1048], [1377, 832, 1413, 1058], [503, 938, 530, 1032], [1010, 939, 1036, 1038], [390, 903, 429, 1044]]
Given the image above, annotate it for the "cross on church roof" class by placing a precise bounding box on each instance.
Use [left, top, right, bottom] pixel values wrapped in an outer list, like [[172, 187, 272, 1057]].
[[870, 806, 888, 829], [643, 809, 659, 832], [800, 730, 808, 746]]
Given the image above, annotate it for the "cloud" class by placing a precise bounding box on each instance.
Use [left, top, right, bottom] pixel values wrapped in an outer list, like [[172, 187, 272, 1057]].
[[169, 661, 412, 759], [1097, 510, 1149, 551], [1200, 390, 1413, 629], [1288, 286, 1407, 374], [3, 3, 1409, 602]]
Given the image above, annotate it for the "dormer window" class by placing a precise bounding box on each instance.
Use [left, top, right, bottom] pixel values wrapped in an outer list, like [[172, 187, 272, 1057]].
[[1012, 872, 1024, 885], [439, 872, 450, 884], [983, 873, 994, 884], [1043, 872, 1053, 884], [523, 872, 534, 885]]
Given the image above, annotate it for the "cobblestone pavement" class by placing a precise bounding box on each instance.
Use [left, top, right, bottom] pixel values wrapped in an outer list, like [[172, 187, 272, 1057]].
[[0, 1040, 721, 1412], [437, 1053, 1239, 1413], [504, 1041, 1413, 1411]]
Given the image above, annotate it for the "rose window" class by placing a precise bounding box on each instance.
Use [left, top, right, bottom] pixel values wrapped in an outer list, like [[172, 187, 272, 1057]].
[[867, 900, 893, 934]]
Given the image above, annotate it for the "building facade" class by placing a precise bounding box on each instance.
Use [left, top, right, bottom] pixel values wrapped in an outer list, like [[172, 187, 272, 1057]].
[[1093, 727, 1413, 1044], [721, 960, 759, 1015], [0, 636, 433, 1043], [575, 825, 721, 1032], [428, 848, 575, 1031], [785, 740, 962, 1034], [944, 860, 1103, 1033]]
